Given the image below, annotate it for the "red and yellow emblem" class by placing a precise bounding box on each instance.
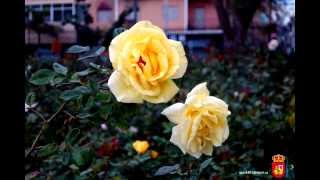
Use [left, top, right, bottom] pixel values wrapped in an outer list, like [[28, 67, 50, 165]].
[[272, 154, 286, 178]]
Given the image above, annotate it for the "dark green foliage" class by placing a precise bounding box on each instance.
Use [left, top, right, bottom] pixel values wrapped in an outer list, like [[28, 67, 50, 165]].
[[25, 46, 295, 179]]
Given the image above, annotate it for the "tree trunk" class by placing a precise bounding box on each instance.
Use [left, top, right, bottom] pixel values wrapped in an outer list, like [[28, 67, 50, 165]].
[[213, 0, 261, 52], [214, 0, 234, 42]]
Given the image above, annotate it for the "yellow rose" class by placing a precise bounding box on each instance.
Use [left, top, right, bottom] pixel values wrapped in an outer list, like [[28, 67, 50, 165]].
[[108, 21, 188, 103], [132, 140, 150, 154], [161, 82, 231, 158], [150, 150, 159, 159]]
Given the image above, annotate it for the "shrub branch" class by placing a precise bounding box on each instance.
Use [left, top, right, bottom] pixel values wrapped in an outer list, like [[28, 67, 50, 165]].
[[25, 102, 66, 158]]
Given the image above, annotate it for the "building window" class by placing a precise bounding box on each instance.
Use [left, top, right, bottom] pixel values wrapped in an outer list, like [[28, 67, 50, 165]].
[[194, 8, 205, 29], [26, 3, 75, 23], [97, 2, 113, 23], [53, 4, 63, 21], [26, 5, 48, 21], [97, 10, 113, 22], [63, 4, 73, 21], [164, 5, 178, 21], [31, 5, 42, 12], [42, 5, 51, 21]]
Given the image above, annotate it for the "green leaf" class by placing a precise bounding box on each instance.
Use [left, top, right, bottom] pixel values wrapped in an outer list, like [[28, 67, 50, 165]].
[[26, 113, 38, 123], [128, 159, 139, 167], [53, 75, 65, 85], [53, 62, 68, 76], [154, 164, 180, 176], [66, 45, 89, 54], [95, 92, 112, 103], [62, 152, 71, 166], [77, 113, 93, 119], [72, 148, 93, 167], [84, 96, 95, 111], [78, 47, 106, 61], [26, 92, 36, 105], [89, 62, 101, 69], [29, 69, 56, 85], [74, 175, 87, 180], [69, 164, 79, 171], [162, 122, 174, 134], [137, 153, 151, 163], [99, 105, 112, 119], [76, 68, 95, 77], [60, 86, 91, 101], [66, 128, 81, 145], [199, 158, 212, 174], [88, 80, 99, 92], [38, 143, 58, 158], [70, 73, 81, 83]]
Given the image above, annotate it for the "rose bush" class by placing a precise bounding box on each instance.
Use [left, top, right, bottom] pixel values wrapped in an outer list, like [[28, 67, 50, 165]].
[[25, 31, 295, 179]]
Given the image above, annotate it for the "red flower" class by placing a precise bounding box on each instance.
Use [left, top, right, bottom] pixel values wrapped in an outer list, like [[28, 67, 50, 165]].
[[211, 175, 220, 180], [217, 54, 224, 61], [241, 87, 252, 97], [96, 137, 120, 157], [111, 137, 120, 151]]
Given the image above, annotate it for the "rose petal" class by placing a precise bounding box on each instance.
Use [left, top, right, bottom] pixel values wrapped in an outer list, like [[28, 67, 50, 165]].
[[143, 80, 179, 103], [108, 70, 143, 103], [223, 124, 229, 142], [170, 119, 193, 154], [130, 20, 166, 38], [186, 138, 202, 158], [161, 103, 186, 124], [202, 143, 214, 156], [211, 126, 224, 146], [187, 115, 202, 147], [169, 40, 188, 79], [109, 30, 129, 69], [204, 96, 229, 109], [187, 82, 209, 99]]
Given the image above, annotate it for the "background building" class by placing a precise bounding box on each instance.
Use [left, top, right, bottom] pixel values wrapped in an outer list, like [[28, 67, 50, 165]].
[[25, 0, 223, 48]]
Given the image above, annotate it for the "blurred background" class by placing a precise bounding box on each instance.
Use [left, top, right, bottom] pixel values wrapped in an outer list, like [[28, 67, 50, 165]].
[[25, 0, 294, 60]]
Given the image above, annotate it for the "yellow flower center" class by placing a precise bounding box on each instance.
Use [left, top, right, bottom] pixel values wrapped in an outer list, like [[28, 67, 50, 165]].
[[184, 105, 201, 120]]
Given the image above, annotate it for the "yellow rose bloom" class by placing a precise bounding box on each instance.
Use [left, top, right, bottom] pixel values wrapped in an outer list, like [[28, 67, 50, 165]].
[[161, 82, 231, 158], [150, 150, 159, 159], [108, 21, 188, 103], [132, 140, 150, 154]]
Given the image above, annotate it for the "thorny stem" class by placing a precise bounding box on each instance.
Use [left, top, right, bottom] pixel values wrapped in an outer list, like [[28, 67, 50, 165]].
[[25, 102, 66, 158], [47, 102, 66, 123], [63, 110, 76, 119], [30, 108, 47, 122]]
